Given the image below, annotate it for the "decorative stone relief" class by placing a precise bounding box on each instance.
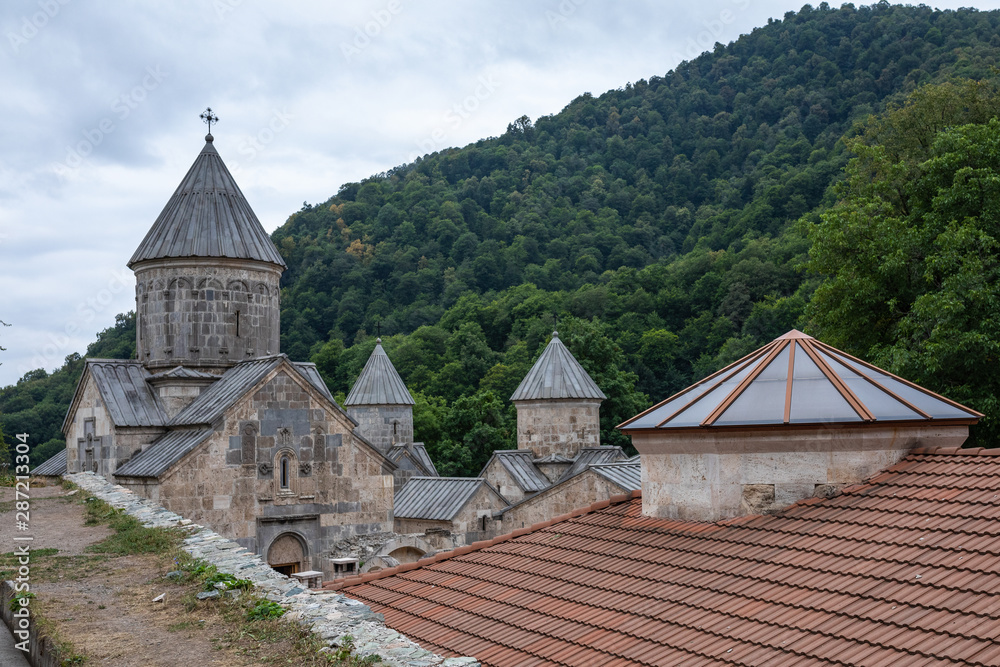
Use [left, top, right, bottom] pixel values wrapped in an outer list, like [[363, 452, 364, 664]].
[[258, 462, 273, 477]]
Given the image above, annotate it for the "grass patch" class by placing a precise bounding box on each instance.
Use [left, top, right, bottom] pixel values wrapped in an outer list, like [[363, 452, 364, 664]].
[[82, 495, 182, 555], [28, 598, 89, 665]]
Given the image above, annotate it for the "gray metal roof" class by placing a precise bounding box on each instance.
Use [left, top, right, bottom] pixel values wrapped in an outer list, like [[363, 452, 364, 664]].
[[510, 332, 606, 402], [619, 330, 984, 431], [170, 357, 282, 425], [79, 360, 168, 429], [393, 477, 507, 521], [292, 362, 337, 404], [555, 446, 627, 484], [32, 449, 67, 476], [409, 444, 439, 477], [344, 341, 414, 406], [115, 428, 214, 478], [589, 461, 641, 491], [482, 450, 551, 493], [387, 444, 439, 477], [128, 135, 286, 268]]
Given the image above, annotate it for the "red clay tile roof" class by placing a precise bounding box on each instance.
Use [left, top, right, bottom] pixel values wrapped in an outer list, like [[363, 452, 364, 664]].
[[332, 447, 1000, 666]]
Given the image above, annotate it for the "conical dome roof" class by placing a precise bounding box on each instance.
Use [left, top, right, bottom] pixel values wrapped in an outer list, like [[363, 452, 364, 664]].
[[620, 330, 982, 430], [128, 135, 286, 268], [510, 331, 606, 401], [344, 340, 414, 406]]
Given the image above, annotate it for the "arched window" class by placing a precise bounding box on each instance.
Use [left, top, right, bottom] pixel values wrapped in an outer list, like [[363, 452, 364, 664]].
[[280, 455, 290, 490]]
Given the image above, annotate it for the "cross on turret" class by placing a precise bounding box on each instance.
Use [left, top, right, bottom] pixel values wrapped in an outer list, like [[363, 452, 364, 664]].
[[200, 107, 219, 134]]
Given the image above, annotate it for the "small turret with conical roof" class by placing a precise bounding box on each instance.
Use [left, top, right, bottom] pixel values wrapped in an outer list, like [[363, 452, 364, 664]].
[[345, 338, 415, 453], [130, 130, 285, 372], [510, 330, 606, 459]]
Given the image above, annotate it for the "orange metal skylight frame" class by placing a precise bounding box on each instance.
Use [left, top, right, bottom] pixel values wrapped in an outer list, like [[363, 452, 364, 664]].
[[617, 330, 984, 431]]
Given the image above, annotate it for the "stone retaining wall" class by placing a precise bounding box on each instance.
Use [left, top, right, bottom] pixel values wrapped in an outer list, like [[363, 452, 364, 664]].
[[65, 472, 478, 667]]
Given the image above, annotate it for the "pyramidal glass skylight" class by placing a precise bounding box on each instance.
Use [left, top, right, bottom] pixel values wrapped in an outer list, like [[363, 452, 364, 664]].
[[620, 330, 982, 430]]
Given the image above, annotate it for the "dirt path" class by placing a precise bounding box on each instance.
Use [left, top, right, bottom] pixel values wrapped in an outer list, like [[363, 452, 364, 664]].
[[0, 481, 263, 666]]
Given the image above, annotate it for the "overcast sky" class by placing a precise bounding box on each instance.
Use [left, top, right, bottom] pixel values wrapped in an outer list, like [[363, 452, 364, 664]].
[[2, 0, 999, 387]]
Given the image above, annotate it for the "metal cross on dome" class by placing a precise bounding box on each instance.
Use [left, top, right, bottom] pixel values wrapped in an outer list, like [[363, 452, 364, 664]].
[[200, 107, 219, 133]]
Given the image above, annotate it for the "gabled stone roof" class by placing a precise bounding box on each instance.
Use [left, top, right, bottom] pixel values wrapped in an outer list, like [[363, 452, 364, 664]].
[[620, 329, 983, 430], [334, 447, 1000, 666], [128, 135, 286, 268], [344, 340, 415, 406], [510, 332, 606, 402]]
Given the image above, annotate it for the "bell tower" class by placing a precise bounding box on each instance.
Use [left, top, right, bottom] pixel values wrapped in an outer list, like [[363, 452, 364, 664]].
[[128, 113, 286, 373]]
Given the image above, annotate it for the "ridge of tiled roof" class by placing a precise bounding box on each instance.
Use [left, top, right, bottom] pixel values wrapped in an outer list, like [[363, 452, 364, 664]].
[[510, 331, 606, 401], [334, 448, 1000, 666], [128, 135, 286, 268], [344, 340, 415, 406]]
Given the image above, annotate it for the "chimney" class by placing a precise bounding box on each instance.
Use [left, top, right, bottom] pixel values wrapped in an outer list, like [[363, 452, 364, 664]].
[[619, 331, 982, 521]]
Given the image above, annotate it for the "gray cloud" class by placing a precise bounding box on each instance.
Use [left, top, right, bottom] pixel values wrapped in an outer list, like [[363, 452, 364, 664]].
[[2, 0, 999, 385]]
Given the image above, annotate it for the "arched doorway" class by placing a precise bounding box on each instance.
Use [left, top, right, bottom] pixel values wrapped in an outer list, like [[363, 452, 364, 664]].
[[267, 532, 306, 576]]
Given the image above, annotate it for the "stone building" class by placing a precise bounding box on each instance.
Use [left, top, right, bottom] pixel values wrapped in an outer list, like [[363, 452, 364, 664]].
[[52, 133, 396, 578], [344, 341, 438, 493], [476, 330, 628, 510], [391, 477, 509, 552], [618, 329, 983, 521]]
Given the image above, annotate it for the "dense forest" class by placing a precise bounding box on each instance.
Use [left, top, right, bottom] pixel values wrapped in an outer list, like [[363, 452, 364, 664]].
[[4, 3, 1000, 473]]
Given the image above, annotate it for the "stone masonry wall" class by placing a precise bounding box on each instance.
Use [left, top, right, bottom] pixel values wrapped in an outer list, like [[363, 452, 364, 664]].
[[347, 405, 414, 453], [481, 458, 528, 505], [65, 472, 477, 667], [134, 259, 282, 371], [118, 365, 395, 578], [515, 399, 602, 459], [499, 471, 625, 533]]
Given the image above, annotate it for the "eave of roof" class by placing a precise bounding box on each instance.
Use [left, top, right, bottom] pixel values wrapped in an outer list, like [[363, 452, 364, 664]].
[[332, 446, 1000, 666], [32, 449, 68, 476]]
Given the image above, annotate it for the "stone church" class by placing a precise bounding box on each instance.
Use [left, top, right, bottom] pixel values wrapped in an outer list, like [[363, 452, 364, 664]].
[[50, 132, 397, 579]]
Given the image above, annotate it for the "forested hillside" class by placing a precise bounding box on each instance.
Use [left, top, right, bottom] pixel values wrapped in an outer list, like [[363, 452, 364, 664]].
[[4, 3, 1000, 471]]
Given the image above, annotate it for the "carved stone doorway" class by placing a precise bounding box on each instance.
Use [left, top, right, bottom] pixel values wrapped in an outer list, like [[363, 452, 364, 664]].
[[267, 532, 306, 576]]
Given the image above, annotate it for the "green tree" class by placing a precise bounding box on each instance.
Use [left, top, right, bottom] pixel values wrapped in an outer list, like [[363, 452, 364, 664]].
[[805, 80, 1000, 444]]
